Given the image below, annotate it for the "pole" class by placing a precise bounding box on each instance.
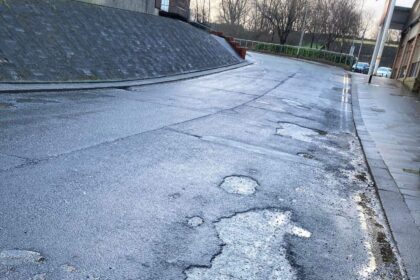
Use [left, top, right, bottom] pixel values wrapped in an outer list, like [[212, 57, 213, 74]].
[[297, 4, 308, 56], [374, 0, 397, 74], [357, 28, 367, 62], [368, 25, 385, 83], [208, 0, 211, 25], [368, 0, 397, 83]]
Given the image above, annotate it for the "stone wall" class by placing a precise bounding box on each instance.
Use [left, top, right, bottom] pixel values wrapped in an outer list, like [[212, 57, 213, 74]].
[[0, 0, 241, 82]]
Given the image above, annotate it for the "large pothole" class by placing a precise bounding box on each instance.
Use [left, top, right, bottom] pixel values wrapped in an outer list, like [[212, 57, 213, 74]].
[[185, 209, 311, 280], [0, 249, 44, 266], [219, 175, 259, 195], [276, 122, 327, 142]]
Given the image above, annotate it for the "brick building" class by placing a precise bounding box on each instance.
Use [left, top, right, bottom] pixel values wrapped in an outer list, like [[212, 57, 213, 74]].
[[155, 0, 190, 20], [392, 0, 420, 92]]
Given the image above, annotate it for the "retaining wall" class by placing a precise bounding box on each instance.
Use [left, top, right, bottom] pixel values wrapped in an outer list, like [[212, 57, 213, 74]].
[[0, 0, 241, 82]]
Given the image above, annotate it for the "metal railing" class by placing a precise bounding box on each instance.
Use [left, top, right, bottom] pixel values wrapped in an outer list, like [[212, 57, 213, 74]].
[[236, 39, 356, 69]]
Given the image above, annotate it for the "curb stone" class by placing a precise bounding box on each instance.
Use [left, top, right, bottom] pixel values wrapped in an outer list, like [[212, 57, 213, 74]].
[[0, 62, 251, 94], [350, 75, 420, 280]]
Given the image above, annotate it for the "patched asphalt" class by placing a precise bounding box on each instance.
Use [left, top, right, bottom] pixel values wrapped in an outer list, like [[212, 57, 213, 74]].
[[0, 53, 404, 279]]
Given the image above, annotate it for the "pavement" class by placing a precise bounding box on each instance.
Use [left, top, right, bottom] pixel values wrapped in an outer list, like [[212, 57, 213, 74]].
[[0, 52, 406, 279], [352, 73, 420, 279]]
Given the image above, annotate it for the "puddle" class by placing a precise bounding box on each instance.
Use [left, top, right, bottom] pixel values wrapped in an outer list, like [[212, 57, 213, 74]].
[[187, 217, 204, 228], [0, 249, 44, 265], [16, 98, 59, 104], [276, 122, 327, 142], [219, 175, 259, 195], [186, 209, 311, 280]]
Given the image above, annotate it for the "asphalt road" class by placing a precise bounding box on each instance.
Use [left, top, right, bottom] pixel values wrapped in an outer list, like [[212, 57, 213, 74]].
[[0, 53, 404, 280]]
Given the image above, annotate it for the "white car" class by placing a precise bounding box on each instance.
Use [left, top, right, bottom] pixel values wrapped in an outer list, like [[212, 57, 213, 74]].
[[376, 67, 392, 78]]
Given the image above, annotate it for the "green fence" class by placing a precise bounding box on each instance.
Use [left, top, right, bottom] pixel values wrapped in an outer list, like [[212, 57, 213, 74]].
[[236, 39, 355, 69]]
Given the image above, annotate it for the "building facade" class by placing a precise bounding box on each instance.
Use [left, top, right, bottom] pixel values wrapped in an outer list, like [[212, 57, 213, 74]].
[[392, 0, 420, 92], [155, 0, 190, 20], [78, 0, 190, 19], [79, 0, 158, 14]]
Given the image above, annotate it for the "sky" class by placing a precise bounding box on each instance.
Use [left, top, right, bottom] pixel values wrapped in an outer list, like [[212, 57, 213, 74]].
[[364, 0, 415, 37], [202, 0, 416, 38]]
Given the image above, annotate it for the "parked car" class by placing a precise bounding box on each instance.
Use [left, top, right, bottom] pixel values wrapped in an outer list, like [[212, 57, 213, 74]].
[[376, 67, 392, 78], [352, 62, 370, 74]]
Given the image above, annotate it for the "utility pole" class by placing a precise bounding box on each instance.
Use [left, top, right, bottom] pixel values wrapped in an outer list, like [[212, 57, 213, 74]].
[[357, 27, 368, 62], [208, 0, 211, 25], [368, 0, 397, 83]]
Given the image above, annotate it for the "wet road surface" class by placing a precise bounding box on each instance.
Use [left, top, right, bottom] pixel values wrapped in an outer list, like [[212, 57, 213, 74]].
[[0, 53, 404, 279]]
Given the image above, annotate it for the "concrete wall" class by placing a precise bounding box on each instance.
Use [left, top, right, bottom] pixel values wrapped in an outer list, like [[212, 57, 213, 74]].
[[77, 0, 157, 14], [0, 0, 241, 82]]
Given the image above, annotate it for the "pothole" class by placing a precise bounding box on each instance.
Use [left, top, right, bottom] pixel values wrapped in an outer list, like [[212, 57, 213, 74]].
[[168, 192, 181, 200], [0, 102, 15, 109], [355, 193, 402, 278], [281, 99, 310, 109], [61, 263, 77, 273], [355, 172, 368, 182], [402, 168, 420, 175], [0, 57, 9, 64], [187, 217, 204, 228], [219, 175, 259, 195], [0, 249, 45, 265], [370, 107, 386, 113], [33, 273, 47, 280], [185, 209, 311, 280], [297, 152, 314, 159], [276, 122, 327, 142]]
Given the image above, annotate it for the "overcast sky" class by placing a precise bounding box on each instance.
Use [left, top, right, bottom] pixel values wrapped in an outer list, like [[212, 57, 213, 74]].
[[204, 0, 416, 38], [364, 0, 415, 37]]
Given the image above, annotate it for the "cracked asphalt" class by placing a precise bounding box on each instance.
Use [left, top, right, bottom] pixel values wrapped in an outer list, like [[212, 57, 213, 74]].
[[0, 53, 404, 279]]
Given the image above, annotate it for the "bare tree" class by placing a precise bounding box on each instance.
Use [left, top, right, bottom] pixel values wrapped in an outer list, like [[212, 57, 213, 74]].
[[191, 0, 210, 24], [257, 0, 306, 44], [219, 0, 249, 26], [247, 0, 274, 40], [318, 0, 361, 50]]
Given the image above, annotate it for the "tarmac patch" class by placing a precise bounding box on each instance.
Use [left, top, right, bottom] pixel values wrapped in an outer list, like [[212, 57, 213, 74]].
[[219, 175, 258, 195]]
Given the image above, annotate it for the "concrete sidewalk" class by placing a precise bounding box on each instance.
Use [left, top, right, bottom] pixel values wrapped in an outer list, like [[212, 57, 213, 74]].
[[352, 73, 420, 279]]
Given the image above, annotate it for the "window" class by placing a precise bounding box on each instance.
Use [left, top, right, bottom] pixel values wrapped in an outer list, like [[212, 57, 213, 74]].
[[161, 0, 169, 12]]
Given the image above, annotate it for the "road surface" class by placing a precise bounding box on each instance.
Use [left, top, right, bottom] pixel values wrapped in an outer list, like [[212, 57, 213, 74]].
[[0, 53, 404, 279]]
